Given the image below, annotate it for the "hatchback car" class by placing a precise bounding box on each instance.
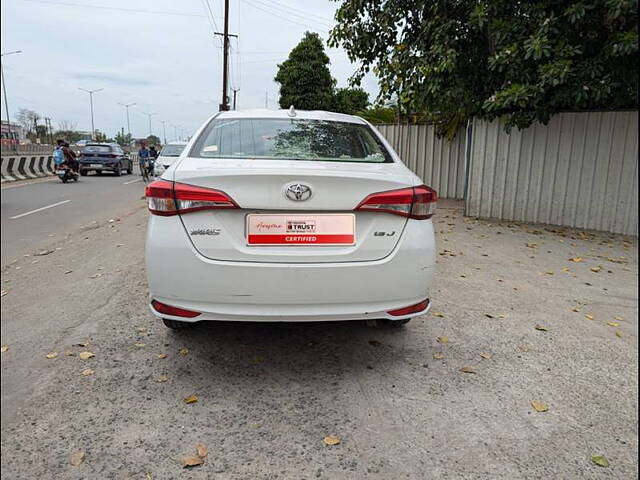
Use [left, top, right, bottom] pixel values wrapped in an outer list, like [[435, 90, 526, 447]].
[[152, 141, 187, 177], [79, 143, 133, 176], [145, 109, 437, 329]]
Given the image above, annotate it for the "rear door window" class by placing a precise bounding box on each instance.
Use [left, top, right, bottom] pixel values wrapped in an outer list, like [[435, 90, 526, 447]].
[[83, 145, 112, 154]]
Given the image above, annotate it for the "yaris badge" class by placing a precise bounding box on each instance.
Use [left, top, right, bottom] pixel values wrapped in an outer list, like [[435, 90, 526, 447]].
[[285, 183, 312, 201]]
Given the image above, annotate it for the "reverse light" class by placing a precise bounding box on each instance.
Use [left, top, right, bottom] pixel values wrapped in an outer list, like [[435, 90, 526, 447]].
[[145, 180, 239, 216], [151, 299, 201, 318], [387, 299, 430, 317], [355, 185, 437, 219]]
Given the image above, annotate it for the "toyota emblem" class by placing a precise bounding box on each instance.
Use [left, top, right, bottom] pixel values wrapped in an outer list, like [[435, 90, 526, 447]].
[[285, 183, 312, 201]]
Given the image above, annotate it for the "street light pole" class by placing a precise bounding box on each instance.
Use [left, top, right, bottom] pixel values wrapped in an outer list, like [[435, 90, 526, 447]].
[[78, 87, 103, 140], [1, 50, 22, 149], [161, 120, 167, 144], [142, 112, 156, 137], [118, 102, 136, 136]]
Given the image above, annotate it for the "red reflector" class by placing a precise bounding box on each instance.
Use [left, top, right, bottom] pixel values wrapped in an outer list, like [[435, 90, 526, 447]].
[[151, 300, 201, 318], [387, 299, 430, 317]]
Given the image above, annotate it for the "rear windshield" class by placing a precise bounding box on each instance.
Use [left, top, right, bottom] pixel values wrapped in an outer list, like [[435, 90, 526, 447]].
[[159, 144, 185, 157], [191, 118, 393, 163], [82, 145, 111, 153]]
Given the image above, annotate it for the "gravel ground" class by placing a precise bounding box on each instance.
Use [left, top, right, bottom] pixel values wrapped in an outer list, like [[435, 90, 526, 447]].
[[1, 200, 637, 479]]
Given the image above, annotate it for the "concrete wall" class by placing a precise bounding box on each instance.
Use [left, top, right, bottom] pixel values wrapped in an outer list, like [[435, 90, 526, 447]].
[[376, 124, 467, 199], [1, 154, 55, 182], [465, 111, 638, 236]]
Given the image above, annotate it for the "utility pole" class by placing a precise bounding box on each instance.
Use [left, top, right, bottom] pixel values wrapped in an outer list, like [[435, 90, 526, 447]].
[[161, 120, 167, 144], [265, 91, 268, 109], [118, 102, 136, 136], [171, 124, 178, 141], [142, 112, 156, 137], [78, 87, 103, 140], [1, 50, 22, 150], [231, 88, 239, 110], [214, 0, 237, 112]]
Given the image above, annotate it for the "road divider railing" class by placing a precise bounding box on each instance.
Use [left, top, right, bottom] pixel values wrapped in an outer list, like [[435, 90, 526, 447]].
[[1, 154, 55, 183]]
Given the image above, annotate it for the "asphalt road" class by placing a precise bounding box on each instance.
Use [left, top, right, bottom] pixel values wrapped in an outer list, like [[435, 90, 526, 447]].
[[1, 171, 146, 266], [0, 198, 637, 479]]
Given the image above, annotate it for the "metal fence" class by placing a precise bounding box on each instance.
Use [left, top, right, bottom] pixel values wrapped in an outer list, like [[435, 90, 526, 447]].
[[465, 111, 638, 236], [376, 124, 467, 199]]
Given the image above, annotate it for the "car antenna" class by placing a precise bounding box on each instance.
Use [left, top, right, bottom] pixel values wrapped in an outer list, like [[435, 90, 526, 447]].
[[288, 105, 296, 117]]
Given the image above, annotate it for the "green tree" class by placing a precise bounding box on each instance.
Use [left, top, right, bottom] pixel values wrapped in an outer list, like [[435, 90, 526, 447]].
[[94, 130, 114, 143], [147, 135, 161, 146], [334, 87, 369, 114], [330, 0, 638, 137], [115, 131, 133, 146], [54, 130, 85, 143], [358, 106, 397, 124], [275, 32, 336, 110]]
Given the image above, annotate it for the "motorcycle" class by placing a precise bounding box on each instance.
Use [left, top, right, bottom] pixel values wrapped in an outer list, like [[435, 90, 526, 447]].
[[56, 164, 79, 183]]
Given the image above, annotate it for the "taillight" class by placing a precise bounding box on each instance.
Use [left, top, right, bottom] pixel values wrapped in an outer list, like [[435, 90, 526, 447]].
[[355, 185, 437, 219], [151, 300, 200, 318], [387, 299, 430, 317], [145, 180, 239, 216]]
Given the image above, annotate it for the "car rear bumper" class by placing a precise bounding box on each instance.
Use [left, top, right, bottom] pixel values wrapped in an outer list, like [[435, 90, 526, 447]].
[[145, 215, 436, 322]]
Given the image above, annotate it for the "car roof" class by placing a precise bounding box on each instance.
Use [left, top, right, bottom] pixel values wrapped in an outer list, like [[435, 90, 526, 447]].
[[164, 141, 187, 146], [215, 109, 367, 125]]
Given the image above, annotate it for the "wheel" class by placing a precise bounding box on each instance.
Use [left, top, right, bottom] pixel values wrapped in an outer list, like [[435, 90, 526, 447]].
[[162, 318, 195, 330], [80, 170, 88, 176], [114, 164, 122, 176], [96, 170, 102, 176], [61, 176, 68, 183]]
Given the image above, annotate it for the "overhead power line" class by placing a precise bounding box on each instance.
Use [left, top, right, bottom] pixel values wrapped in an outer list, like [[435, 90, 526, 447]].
[[23, 0, 210, 18], [241, 0, 328, 33], [249, 0, 334, 29]]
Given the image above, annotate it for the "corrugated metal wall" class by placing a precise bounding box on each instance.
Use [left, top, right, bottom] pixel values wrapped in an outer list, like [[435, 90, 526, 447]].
[[376, 124, 467, 199], [465, 111, 638, 235]]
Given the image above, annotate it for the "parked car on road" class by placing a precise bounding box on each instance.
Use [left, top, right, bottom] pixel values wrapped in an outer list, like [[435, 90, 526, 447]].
[[145, 109, 437, 330], [151, 141, 187, 177], [79, 143, 133, 176]]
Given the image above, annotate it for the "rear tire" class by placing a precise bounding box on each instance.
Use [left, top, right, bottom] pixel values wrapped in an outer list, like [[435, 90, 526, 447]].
[[80, 170, 88, 176], [162, 318, 195, 330], [114, 164, 122, 176]]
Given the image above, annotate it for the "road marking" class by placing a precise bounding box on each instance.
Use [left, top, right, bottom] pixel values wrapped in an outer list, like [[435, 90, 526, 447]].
[[123, 178, 142, 185], [10, 199, 71, 219]]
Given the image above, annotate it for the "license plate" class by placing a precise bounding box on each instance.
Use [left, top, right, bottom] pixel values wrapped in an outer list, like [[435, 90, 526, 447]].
[[90, 164, 102, 168], [246, 214, 355, 245]]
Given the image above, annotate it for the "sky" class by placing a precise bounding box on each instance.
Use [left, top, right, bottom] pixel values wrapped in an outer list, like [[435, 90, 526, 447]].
[[1, 0, 379, 141]]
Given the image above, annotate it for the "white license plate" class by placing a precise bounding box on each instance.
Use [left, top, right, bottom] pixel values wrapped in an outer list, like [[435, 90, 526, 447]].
[[246, 214, 355, 246], [90, 164, 102, 168]]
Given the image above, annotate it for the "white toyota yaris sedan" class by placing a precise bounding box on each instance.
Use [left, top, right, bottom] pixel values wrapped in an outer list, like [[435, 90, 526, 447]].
[[145, 109, 437, 329]]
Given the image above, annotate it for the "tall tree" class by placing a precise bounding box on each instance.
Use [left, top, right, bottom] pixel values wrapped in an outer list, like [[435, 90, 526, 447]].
[[334, 87, 370, 114], [275, 32, 336, 110], [330, 0, 639, 137]]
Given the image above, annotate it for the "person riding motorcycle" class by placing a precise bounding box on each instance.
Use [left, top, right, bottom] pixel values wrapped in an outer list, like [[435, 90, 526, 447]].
[[138, 142, 151, 181], [62, 142, 79, 174]]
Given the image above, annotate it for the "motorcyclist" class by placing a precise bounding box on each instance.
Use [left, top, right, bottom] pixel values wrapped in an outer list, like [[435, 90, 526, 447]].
[[62, 142, 79, 173], [149, 145, 159, 176], [53, 139, 66, 168], [138, 142, 151, 181]]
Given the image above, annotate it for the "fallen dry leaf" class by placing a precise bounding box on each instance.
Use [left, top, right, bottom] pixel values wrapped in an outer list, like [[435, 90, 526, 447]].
[[184, 394, 198, 404], [1, 345, 8, 353], [89, 273, 102, 279], [134, 343, 146, 348], [323, 435, 341, 446], [433, 312, 445, 318], [614, 315, 624, 321], [79, 351, 95, 360], [591, 455, 609, 468], [45, 352, 58, 359], [136, 327, 147, 333], [584, 314, 594, 320], [432, 353, 446, 359], [484, 313, 495, 319], [181, 455, 204, 468], [64, 350, 75, 356], [0, 290, 8, 297], [615, 330, 623, 338], [179, 348, 189, 356], [607, 322, 620, 327], [157, 353, 168, 359], [590, 266, 602, 273], [534, 324, 548, 331], [436, 336, 449, 344], [81, 369, 94, 376], [479, 352, 492, 359], [526, 243, 537, 248], [70, 451, 86, 466], [460, 366, 476, 374], [571, 307, 580, 312], [531, 400, 548, 412], [196, 444, 208, 458], [156, 375, 168, 383], [568, 257, 583, 262]]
